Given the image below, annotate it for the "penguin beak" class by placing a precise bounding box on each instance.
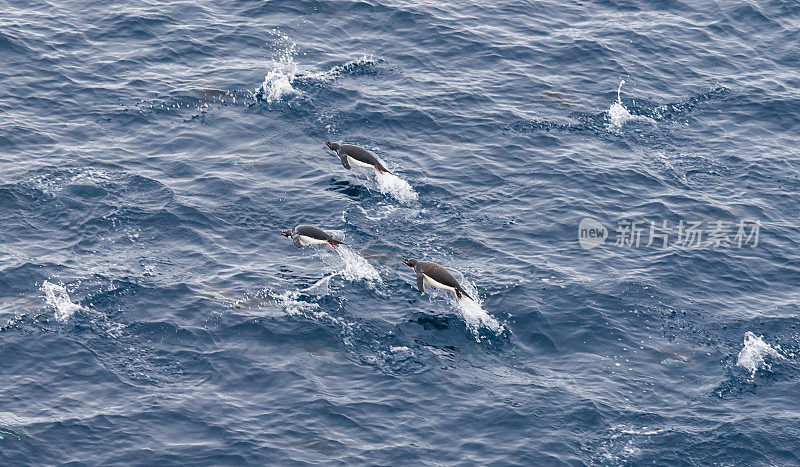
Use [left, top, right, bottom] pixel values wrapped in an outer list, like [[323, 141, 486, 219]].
[[281, 231, 291, 237], [402, 258, 411, 267], [325, 141, 332, 150]]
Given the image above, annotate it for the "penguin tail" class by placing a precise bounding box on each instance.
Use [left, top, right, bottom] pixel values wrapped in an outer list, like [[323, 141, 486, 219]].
[[455, 288, 473, 301], [328, 240, 346, 248]]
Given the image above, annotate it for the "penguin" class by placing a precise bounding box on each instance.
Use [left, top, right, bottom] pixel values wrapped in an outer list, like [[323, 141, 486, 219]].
[[325, 141, 392, 174], [402, 258, 473, 300], [281, 225, 346, 249]]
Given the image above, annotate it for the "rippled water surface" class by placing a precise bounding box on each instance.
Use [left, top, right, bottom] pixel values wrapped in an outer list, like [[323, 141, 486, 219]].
[[2, 0, 800, 464]]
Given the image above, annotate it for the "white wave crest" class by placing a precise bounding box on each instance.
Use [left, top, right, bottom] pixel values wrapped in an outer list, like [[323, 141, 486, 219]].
[[607, 79, 655, 130], [375, 172, 417, 203], [737, 331, 784, 378], [41, 281, 84, 322]]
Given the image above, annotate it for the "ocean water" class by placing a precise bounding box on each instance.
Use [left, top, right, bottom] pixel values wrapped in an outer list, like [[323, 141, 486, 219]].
[[1, 0, 800, 464]]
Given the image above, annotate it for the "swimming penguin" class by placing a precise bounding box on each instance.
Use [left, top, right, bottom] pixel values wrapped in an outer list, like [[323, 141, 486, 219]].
[[402, 258, 473, 300], [325, 141, 392, 174], [281, 225, 346, 249]]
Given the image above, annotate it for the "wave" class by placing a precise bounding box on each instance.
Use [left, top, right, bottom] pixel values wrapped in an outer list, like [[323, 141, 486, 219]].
[[41, 281, 85, 322], [736, 331, 784, 378]]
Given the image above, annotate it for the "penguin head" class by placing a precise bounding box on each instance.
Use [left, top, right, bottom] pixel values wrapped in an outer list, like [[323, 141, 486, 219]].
[[325, 141, 340, 152], [281, 230, 292, 237], [402, 258, 418, 268]]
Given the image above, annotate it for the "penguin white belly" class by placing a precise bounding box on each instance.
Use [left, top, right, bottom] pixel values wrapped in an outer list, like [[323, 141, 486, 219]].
[[347, 156, 374, 169], [297, 235, 328, 246], [423, 274, 455, 292]]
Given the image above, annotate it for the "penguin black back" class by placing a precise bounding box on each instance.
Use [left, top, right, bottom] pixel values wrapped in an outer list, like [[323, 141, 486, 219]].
[[325, 141, 392, 174], [402, 258, 473, 300], [282, 225, 345, 249], [295, 225, 333, 241]]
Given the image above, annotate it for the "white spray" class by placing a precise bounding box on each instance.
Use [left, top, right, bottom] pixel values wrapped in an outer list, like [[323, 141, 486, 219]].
[[41, 281, 85, 322]]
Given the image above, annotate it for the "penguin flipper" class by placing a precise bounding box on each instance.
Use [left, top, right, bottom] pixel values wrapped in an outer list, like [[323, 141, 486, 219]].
[[292, 236, 303, 248], [340, 155, 351, 170], [416, 274, 425, 294]]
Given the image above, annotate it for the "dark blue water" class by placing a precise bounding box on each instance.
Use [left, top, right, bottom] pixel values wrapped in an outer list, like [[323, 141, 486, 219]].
[[2, 0, 800, 464]]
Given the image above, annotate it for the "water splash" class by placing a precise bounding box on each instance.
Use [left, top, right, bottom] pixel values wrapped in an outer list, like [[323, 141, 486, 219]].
[[737, 331, 784, 378], [335, 246, 382, 283], [293, 244, 382, 295], [606, 79, 655, 130], [436, 272, 504, 341], [256, 31, 300, 103], [300, 274, 335, 296], [375, 172, 418, 203], [271, 290, 319, 316], [297, 54, 379, 83], [41, 281, 85, 322], [593, 424, 668, 464], [270, 289, 357, 346], [255, 32, 379, 104], [453, 287, 504, 342]]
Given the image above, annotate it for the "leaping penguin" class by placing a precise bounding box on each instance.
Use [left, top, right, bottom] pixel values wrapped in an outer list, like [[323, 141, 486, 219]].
[[325, 141, 392, 174], [281, 225, 346, 249], [402, 258, 473, 300]]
